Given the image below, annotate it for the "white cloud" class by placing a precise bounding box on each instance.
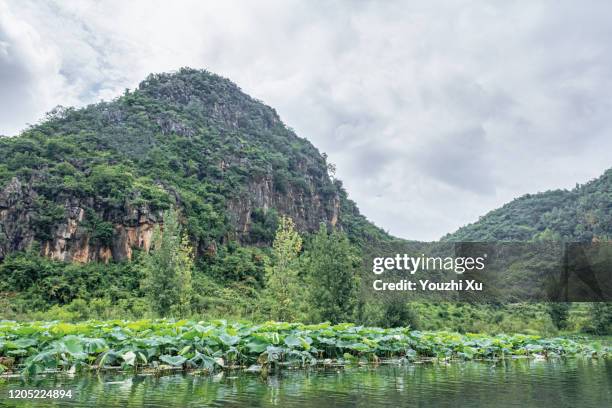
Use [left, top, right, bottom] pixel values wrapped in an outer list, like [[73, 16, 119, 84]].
[[1, 0, 612, 240]]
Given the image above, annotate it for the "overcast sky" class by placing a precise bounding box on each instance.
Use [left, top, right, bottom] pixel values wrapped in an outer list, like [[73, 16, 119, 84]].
[[1, 0, 611, 240]]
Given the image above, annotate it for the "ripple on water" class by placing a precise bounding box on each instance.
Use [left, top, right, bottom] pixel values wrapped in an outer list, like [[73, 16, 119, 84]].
[[0, 359, 610, 408]]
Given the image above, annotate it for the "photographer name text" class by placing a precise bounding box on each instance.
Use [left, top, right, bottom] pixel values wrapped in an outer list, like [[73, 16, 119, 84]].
[[372, 254, 486, 292]]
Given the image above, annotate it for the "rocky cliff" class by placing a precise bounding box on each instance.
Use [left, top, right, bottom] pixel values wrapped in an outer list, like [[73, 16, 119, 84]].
[[0, 68, 382, 263], [0, 176, 161, 262]]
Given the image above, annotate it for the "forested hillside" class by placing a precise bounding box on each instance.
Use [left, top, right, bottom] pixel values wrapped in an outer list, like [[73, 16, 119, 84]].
[[0, 68, 388, 264], [444, 170, 612, 242]]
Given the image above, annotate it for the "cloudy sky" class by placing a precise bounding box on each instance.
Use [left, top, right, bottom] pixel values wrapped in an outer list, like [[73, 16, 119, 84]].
[[1, 0, 611, 240]]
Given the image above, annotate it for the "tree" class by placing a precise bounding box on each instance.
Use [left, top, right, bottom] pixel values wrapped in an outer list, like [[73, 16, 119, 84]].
[[142, 208, 193, 317], [547, 302, 570, 330], [586, 302, 612, 334], [380, 298, 419, 329], [305, 224, 360, 323], [265, 215, 303, 321]]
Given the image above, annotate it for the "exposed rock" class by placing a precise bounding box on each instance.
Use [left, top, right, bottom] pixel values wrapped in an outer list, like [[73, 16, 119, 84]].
[[0, 177, 164, 263], [227, 172, 340, 240], [0, 166, 339, 262]]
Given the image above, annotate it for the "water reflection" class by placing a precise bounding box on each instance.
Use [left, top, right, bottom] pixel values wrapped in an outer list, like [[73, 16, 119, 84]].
[[1, 359, 610, 407]]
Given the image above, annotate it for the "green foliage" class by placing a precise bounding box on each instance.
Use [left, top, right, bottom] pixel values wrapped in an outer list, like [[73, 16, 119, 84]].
[[30, 198, 65, 241], [82, 209, 114, 246], [141, 208, 193, 317], [2, 67, 610, 344], [88, 165, 135, 205], [247, 208, 279, 243], [0, 164, 12, 186], [585, 303, 612, 334], [206, 243, 267, 285], [0, 68, 399, 330], [0, 251, 144, 310], [0, 319, 608, 377], [305, 224, 360, 323], [548, 303, 571, 330], [265, 216, 305, 321], [380, 299, 420, 329]]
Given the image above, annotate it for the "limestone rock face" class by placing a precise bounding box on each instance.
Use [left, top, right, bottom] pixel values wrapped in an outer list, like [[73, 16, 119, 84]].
[[227, 173, 340, 241], [0, 177, 163, 262], [0, 178, 34, 260], [0, 170, 339, 262]]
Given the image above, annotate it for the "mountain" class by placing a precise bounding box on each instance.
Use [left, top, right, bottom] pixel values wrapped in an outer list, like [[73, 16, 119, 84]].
[[0, 68, 388, 263], [444, 169, 612, 242]]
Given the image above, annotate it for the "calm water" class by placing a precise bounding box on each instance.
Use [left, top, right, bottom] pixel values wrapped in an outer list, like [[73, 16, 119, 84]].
[[1, 359, 610, 407]]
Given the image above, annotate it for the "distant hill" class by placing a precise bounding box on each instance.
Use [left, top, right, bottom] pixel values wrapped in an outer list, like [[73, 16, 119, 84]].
[[0, 68, 389, 263], [443, 170, 612, 242]]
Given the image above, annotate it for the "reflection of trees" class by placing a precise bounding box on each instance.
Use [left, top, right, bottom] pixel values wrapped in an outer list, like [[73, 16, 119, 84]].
[[2, 360, 608, 407]]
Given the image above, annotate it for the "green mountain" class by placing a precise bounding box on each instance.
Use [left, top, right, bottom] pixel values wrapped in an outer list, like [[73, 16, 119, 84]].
[[444, 170, 612, 242], [0, 68, 388, 263]]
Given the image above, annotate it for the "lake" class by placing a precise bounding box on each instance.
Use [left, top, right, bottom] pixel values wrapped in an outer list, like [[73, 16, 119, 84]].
[[1, 359, 610, 407]]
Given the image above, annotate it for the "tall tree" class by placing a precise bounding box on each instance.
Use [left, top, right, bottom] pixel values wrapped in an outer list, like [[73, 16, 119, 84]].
[[306, 224, 361, 323], [588, 302, 612, 334], [548, 302, 571, 330], [142, 208, 193, 317], [265, 215, 303, 321]]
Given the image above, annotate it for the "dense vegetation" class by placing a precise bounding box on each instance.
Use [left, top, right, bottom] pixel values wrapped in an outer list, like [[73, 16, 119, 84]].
[[0, 209, 368, 328], [0, 319, 608, 377], [444, 169, 612, 242], [439, 169, 612, 335], [2, 230, 609, 336]]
